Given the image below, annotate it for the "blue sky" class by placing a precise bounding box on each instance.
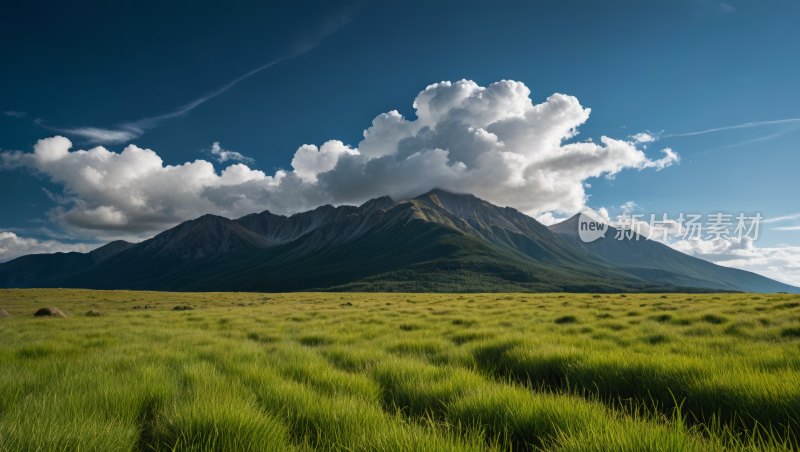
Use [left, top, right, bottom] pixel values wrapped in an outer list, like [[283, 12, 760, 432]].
[[2, 0, 799, 284]]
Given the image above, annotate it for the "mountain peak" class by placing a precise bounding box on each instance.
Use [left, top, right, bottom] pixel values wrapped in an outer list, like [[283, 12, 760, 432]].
[[548, 213, 582, 236], [88, 240, 135, 263], [418, 188, 475, 200], [357, 196, 395, 214]]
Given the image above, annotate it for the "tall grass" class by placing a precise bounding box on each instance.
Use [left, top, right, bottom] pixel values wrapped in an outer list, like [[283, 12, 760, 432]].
[[1, 289, 799, 451]]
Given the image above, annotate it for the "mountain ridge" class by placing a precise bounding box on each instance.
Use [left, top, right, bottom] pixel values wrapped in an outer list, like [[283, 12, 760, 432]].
[[1, 192, 796, 293], [547, 213, 797, 293]]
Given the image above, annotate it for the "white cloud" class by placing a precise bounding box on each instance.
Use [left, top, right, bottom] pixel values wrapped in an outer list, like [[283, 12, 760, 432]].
[[631, 132, 656, 143], [763, 213, 800, 224], [774, 226, 800, 231], [205, 142, 254, 164], [665, 118, 800, 138], [535, 212, 568, 226], [3, 111, 26, 118], [291, 141, 358, 183], [0, 232, 100, 263], [619, 201, 642, 214], [2, 79, 680, 236], [33, 120, 140, 144], [671, 237, 800, 287]]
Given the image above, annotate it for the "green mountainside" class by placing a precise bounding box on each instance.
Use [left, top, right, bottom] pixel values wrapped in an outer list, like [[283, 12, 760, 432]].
[[1, 190, 796, 293]]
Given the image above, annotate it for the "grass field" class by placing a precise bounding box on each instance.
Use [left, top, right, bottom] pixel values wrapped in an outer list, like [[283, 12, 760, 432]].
[[1, 289, 800, 451]]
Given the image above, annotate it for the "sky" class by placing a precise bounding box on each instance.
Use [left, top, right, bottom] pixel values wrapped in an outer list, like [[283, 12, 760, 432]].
[[2, 0, 799, 285]]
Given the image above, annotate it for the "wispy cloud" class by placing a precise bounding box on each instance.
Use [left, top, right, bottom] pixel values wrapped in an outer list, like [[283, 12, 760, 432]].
[[763, 213, 800, 224], [205, 142, 254, 164], [664, 118, 800, 138], [31, 7, 358, 145], [3, 111, 26, 118], [619, 201, 643, 214], [773, 226, 800, 231], [690, 125, 800, 156], [720, 2, 735, 13], [34, 121, 139, 144]]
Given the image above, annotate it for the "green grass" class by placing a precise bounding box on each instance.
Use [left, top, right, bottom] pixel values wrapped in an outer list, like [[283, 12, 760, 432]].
[[1, 289, 800, 451]]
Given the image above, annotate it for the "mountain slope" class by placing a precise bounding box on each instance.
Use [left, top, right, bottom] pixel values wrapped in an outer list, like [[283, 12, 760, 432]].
[[57, 196, 668, 293], [12, 191, 797, 293], [233, 197, 394, 246], [548, 214, 799, 293], [0, 240, 134, 288]]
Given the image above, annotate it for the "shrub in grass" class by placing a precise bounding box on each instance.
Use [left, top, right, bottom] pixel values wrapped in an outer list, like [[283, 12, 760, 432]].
[[724, 324, 751, 338], [322, 346, 385, 372], [33, 306, 68, 318], [555, 315, 578, 324], [86, 310, 103, 317], [700, 314, 728, 324], [653, 314, 672, 323], [780, 326, 800, 338], [387, 340, 444, 357], [297, 334, 331, 346], [646, 334, 669, 344], [399, 323, 423, 331], [600, 322, 628, 331], [246, 332, 279, 343], [450, 331, 496, 345]]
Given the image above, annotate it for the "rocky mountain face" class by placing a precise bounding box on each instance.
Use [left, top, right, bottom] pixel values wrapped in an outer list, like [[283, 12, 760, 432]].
[[3, 190, 798, 293]]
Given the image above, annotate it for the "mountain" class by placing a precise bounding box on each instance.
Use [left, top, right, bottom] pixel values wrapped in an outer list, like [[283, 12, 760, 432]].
[[548, 214, 798, 293], [0, 240, 134, 288], [3, 191, 797, 293]]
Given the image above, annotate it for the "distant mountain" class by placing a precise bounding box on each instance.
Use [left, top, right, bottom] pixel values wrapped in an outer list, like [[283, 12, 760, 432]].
[[548, 214, 798, 293], [0, 240, 133, 288], [2, 191, 797, 293]]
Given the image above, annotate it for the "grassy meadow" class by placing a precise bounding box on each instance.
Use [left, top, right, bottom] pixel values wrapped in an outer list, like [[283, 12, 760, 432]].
[[1, 289, 800, 451]]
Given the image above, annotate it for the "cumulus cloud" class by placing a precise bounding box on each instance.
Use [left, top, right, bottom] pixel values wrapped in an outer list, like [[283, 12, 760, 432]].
[[631, 132, 656, 143], [2, 79, 680, 236], [0, 232, 100, 262], [291, 140, 357, 183], [205, 142, 255, 164], [671, 237, 800, 287]]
